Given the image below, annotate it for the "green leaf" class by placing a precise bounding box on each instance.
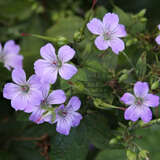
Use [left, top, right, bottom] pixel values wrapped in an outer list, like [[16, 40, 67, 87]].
[[95, 149, 126, 160], [85, 113, 111, 149], [46, 16, 83, 41], [50, 120, 89, 160]]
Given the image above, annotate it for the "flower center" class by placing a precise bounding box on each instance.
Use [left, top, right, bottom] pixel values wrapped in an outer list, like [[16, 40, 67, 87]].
[[103, 32, 112, 40], [21, 85, 29, 93], [41, 99, 48, 109], [135, 98, 144, 106], [58, 109, 68, 118], [52, 60, 62, 68]]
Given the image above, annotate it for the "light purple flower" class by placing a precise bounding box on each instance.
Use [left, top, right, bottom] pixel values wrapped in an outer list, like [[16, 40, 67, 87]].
[[54, 96, 83, 135], [34, 43, 77, 84], [29, 83, 66, 124], [3, 69, 42, 112], [120, 81, 159, 123], [0, 40, 23, 70], [155, 24, 160, 45], [87, 13, 127, 54]]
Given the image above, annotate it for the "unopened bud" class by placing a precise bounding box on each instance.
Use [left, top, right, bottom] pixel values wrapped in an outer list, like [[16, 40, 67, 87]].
[[126, 150, 137, 160], [119, 74, 128, 82], [151, 80, 159, 90], [57, 36, 68, 46]]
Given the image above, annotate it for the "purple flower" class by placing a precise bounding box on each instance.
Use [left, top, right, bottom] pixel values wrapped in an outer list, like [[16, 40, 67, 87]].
[[29, 83, 66, 124], [155, 24, 160, 45], [121, 81, 159, 123], [87, 13, 127, 54], [34, 43, 77, 84], [0, 40, 23, 70], [54, 96, 83, 135], [3, 69, 42, 112]]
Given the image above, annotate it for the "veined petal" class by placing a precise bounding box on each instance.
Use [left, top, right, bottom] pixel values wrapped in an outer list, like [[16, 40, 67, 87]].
[[12, 68, 26, 85], [155, 35, 160, 45], [56, 118, 72, 135], [58, 45, 75, 63], [109, 38, 125, 54], [124, 105, 139, 121], [40, 43, 57, 62], [3, 83, 21, 99], [47, 89, 66, 104], [34, 59, 58, 84], [11, 93, 28, 111], [143, 94, 159, 107], [4, 54, 23, 70], [94, 36, 109, 50], [29, 108, 45, 124], [66, 96, 81, 111], [113, 24, 127, 38], [134, 81, 149, 98], [87, 18, 103, 35], [28, 74, 41, 90], [103, 13, 119, 31], [120, 93, 135, 105], [139, 106, 152, 123], [59, 63, 77, 80], [71, 112, 82, 127], [4, 40, 20, 54]]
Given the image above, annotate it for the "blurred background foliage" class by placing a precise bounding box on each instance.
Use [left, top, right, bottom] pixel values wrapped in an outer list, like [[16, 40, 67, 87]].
[[0, 0, 160, 160]]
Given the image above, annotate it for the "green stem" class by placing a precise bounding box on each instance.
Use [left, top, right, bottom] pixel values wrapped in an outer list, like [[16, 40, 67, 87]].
[[122, 52, 135, 69]]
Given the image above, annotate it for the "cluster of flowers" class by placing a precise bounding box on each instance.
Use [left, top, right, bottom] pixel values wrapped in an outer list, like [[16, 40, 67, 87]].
[[1, 13, 160, 135]]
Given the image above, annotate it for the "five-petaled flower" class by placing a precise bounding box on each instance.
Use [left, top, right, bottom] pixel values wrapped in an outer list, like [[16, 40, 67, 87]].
[[3, 69, 42, 112], [155, 24, 160, 45], [87, 13, 127, 54], [121, 81, 159, 123], [0, 40, 23, 70], [34, 43, 77, 84], [29, 83, 66, 124], [54, 96, 83, 135]]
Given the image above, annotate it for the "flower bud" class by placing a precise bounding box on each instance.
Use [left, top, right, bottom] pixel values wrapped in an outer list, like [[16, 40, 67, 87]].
[[119, 74, 128, 82], [57, 36, 68, 46], [126, 150, 137, 160], [138, 150, 149, 159], [151, 80, 159, 90]]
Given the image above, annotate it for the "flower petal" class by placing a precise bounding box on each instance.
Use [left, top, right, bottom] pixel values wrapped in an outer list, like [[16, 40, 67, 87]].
[[56, 118, 72, 135], [139, 106, 152, 123], [12, 68, 26, 85], [11, 93, 28, 111], [4, 40, 20, 54], [40, 43, 57, 62], [3, 83, 21, 99], [58, 45, 75, 63], [4, 54, 23, 70], [113, 24, 127, 38], [103, 13, 119, 31], [120, 93, 135, 105], [71, 112, 83, 127], [155, 35, 160, 45], [28, 74, 42, 90], [47, 89, 66, 104], [34, 59, 58, 84], [109, 38, 125, 54], [94, 36, 109, 50], [66, 96, 81, 111], [158, 24, 160, 30], [134, 81, 149, 98], [124, 105, 139, 121], [87, 18, 103, 35], [143, 94, 159, 107], [29, 108, 45, 124], [59, 63, 77, 80]]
